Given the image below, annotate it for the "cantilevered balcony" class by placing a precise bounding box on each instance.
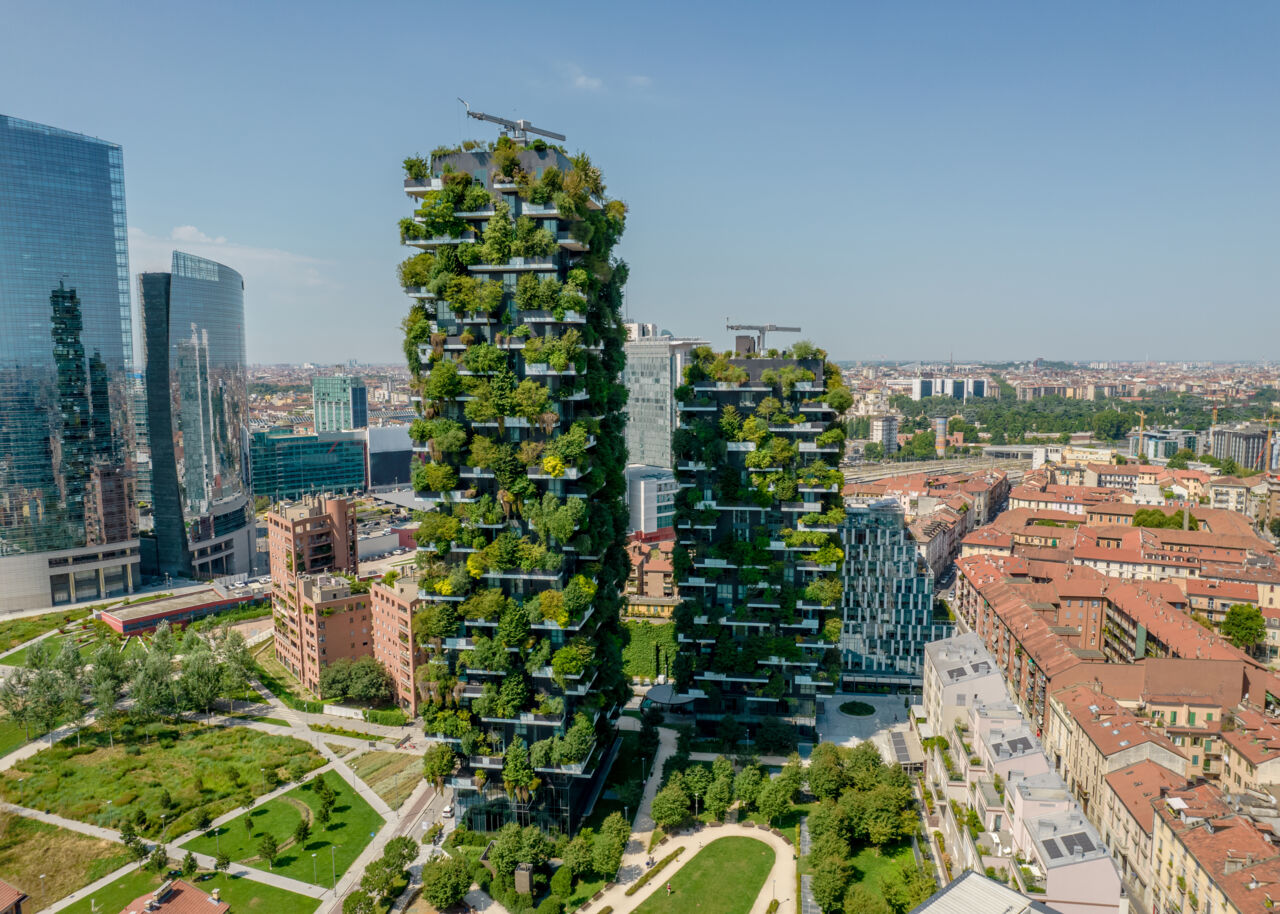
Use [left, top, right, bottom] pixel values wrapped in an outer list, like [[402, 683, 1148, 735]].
[[404, 177, 444, 195], [403, 230, 478, 250], [468, 256, 556, 272]]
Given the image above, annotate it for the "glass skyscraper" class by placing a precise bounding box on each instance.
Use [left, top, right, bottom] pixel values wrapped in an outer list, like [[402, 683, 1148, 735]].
[[138, 252, 252, 579], [0, 115, 139, 609]]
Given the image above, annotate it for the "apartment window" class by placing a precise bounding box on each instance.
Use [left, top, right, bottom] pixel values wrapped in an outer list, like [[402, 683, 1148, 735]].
[[1170, 712, 1178, 725], [1189, 711, 1197, 725], [1206, 712, 1213, 722], [1192, 755, 1199, 766]]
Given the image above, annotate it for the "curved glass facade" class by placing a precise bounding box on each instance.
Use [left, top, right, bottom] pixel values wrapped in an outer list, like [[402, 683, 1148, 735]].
[[139, 251, 251, 578], [0, 115, 138, 608]]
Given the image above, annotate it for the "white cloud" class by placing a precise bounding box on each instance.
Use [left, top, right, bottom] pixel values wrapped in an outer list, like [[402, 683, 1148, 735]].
[[560, 63, 604, 92], [128, 225, 327, 287], [626, 74, 653, 89]]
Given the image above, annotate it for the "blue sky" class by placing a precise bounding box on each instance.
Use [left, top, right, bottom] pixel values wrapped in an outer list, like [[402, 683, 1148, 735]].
[[4, 1, 1278, 363]]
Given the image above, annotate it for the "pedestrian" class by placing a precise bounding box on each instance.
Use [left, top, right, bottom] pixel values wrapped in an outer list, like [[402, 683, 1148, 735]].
[[666, 882, 672, 896]]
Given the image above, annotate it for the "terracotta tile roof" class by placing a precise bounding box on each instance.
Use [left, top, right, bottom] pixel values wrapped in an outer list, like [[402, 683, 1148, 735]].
[[0, 879, 26, 912], [1054, 685, 1185, 759], [1105, 760, 1188, 835], [119, 879, 229, 914], [1221, 709, 1280, 768]]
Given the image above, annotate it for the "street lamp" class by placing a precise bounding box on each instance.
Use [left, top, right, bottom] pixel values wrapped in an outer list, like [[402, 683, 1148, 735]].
[[330, 844, 339, 888], [260, 767, 266, 793], [312, 853, 317, 883]]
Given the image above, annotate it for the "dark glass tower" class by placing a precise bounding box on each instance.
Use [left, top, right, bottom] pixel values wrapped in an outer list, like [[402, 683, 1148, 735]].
[[138, 252, 251, 579], [0, 115, 138, 609]]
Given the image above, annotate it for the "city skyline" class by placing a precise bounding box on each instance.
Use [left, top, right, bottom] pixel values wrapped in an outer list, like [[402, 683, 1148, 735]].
[[5, 1, 1279, 363]]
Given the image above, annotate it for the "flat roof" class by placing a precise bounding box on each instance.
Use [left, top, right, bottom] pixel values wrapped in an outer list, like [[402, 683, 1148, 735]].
[[102, 588, 228, 623]]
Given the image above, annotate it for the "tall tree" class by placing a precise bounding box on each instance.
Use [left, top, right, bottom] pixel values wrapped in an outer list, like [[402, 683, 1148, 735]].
[[1222, 604, 1268, 653], [179, 647, 222, 716]]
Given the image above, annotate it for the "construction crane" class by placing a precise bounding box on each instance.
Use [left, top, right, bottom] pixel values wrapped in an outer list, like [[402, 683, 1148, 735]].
[[725, 320, 802, 354], [457, 98, 565, 144]]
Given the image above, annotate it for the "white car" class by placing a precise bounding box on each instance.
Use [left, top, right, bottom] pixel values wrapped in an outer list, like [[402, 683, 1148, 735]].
[[441, 805, 454, 819]]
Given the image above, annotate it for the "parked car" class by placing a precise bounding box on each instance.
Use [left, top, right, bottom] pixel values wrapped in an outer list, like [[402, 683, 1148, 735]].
[[441, 805, 454, 818]]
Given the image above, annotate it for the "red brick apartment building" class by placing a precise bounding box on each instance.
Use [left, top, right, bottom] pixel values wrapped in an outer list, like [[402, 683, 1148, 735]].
[[268, 496, 426, 713]]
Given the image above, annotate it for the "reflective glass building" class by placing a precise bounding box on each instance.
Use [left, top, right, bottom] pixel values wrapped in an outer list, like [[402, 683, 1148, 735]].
[[138, 252, 252, 579], [0, 115, 139, 609]]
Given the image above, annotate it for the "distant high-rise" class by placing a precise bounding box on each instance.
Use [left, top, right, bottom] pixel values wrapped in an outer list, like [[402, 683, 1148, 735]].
[[870, 414, 900, 455], [312, 375, 368, 432], [0, 115, 138, 609], [622, 332, 707, 468], [138, 252, 252, 579]]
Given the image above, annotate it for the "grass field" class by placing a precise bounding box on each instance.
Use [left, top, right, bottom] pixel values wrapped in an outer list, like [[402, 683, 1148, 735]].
[[632, 836, 773, 914], [0, 810, 132, 912], [621, 621, 677, 680], [847, 841, 917, 893], [62, 867, 321, 914], [3, 625, 146, 669], [181, 770, 383, 886], [0, 722, 322, 838], [326, 742, 355, 758], [348, 751, 421, 809], [250, 640, 326, 713], [0, 608, 92, 653]]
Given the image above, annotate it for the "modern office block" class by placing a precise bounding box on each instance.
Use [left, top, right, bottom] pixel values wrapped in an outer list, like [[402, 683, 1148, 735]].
[[312, 375, 368, 432], [622, 333, 707, 468], [837, 500, 949, 692], [248, 428, 366, 501], [671, 351, 848, 745], [138, 252, 252, 579], [0, 115, 139, 609], [625, 464, 678, 537], [398, 138, 630, 832]]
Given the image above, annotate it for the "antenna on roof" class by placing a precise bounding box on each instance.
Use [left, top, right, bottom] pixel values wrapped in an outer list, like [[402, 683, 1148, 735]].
[[456, 98, 566, 144]]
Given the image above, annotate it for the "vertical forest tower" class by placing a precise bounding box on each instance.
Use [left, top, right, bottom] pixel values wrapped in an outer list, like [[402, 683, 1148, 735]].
[[398, 136, 630, 832]]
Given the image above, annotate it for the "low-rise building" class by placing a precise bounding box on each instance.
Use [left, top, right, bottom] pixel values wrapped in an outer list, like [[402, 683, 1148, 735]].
[[625, 534, 678, 618], [1099, 760, 1189, 909], [1219, 707, 1280, 794], [922, 632, 1010, 734]]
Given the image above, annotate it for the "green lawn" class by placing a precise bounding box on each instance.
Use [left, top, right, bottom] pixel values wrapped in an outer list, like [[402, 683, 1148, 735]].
[[0, 608, 91, 653], [181, 770, 383, 886], [0, 722, 323, 839], [622, 621, 677, 680], [62, 867, 320, 914], [348, 751, 422, 810], [0, 810, 132, 913], [632, 836, 774, 914], [838, 700, 876, 717], [3, 625, 145, 668], [847, 841, 917, 892]]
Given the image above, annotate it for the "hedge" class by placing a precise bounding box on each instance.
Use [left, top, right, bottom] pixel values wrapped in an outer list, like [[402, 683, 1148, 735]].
[[624, 846, 685, 896]]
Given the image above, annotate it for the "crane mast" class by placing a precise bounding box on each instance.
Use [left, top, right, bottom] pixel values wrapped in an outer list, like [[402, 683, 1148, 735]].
[[457, 98, 565, 143], [725, 320, 802, 355]]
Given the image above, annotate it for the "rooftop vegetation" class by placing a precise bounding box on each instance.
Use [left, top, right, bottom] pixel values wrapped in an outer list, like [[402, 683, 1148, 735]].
[[398, 137, 629, 832]]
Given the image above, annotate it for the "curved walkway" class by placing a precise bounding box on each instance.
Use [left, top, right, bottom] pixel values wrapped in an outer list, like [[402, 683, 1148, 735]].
[[587, 825, 796, 914]]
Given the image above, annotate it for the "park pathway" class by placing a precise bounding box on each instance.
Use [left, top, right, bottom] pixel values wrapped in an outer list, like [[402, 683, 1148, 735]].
[[584, 823, 797, 914]]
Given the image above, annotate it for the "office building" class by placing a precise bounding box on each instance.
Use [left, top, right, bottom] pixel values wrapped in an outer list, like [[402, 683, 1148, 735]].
[[908, 377, 988, 401], [624, 464, 678, 538], [672, 350, 847, 743], [870, 414, 900, 455], [398, 140, 630, 832], [1128, 427, 1198, 461], [312, 375, 368, 432], [0, 115, 139, 609], [622, 332, 708, 468], [837, 500, 948, 692], [138, 252, 252, 579], [248, 428, 366, 501]]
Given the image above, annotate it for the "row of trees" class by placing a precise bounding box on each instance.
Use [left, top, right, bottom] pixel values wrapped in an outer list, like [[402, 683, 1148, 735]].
[[342, 836, 418, 914], [651, 753, 800, 830], [0, 621, 254, 743]]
